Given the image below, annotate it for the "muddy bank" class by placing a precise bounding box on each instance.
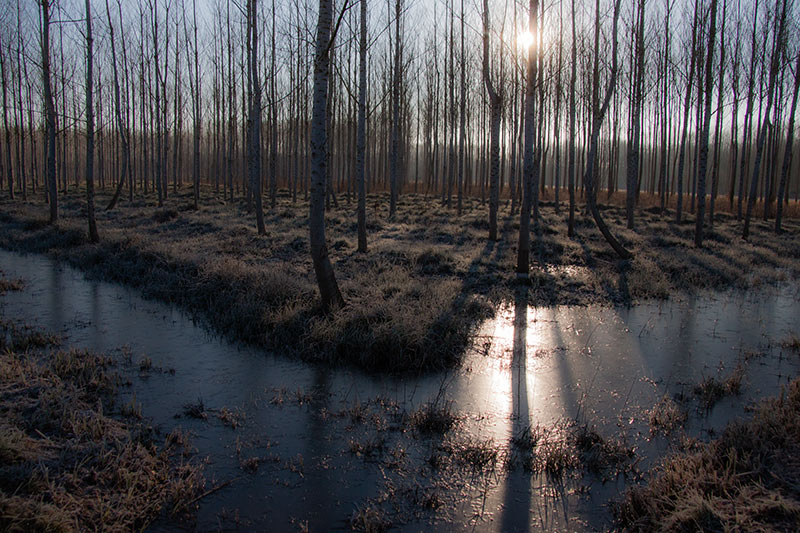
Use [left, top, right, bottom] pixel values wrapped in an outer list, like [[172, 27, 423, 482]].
[[1, 190, 798, 372]]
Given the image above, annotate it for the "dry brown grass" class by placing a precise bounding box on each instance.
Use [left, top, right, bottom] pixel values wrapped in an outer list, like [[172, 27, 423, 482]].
[[616, 378, 800, 532], [1, 187, 798, 372], [0, 321, 204, 532], [0, 274, 24, 294]]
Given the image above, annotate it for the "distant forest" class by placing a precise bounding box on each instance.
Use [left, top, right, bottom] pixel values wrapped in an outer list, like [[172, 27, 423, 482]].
[[1, 0, 799, 223]]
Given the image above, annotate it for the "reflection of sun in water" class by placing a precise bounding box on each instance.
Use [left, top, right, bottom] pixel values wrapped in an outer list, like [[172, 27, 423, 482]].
[[518, 30, 535, 51]]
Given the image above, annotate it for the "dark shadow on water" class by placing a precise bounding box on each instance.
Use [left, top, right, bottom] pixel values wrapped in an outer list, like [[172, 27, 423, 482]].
[[501, 286, 531, 532]]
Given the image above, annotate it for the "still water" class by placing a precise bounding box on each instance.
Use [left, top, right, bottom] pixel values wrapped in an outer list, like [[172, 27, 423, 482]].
[[2, 248, 799, 531]]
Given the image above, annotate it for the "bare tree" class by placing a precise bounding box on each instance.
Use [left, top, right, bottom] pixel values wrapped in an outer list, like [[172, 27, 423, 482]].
[[709, 0, 728, 227], [310, 0, 346, 310], [356, 0, 368, 252], [389, 0, 402, 218], [191, 0, 201, 210], [246, 0, 266, 233], [743, 0, 787, 240], [775, 48, 800, 234], [105, 0, 130, 211], [567, 0, 577, 237], [674, 0, 701, 224], [482, 0, 501, 241], [0, 38, 13, 200], [85, 0, 98, 242], [583, 0, 629, 259], [516, 0, 538, 279], [695, 0, 719, 247], [40, 0, 58, 223], [626, 0, 645, 229]]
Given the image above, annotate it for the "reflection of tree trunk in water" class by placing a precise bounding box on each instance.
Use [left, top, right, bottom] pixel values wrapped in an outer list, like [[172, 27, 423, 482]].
[[304, 366, 333, 525], [501, 286, 530, 533], [583, 0, 631, 260]]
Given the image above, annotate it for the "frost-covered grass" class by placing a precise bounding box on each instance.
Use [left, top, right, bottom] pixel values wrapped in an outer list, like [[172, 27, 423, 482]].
[[0, 318, 204, 532], [616, 378, 800, 532]]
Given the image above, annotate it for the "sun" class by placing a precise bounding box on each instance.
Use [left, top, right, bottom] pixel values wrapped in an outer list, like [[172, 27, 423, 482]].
[[518, 30, 535, 51]]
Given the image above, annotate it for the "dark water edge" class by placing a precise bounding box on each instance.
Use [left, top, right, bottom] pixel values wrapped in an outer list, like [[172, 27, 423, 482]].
[[2, 248, 799, 532]]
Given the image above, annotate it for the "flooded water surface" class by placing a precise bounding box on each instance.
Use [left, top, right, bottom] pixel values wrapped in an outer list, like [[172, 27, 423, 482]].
[[2, 248, 799, 531]]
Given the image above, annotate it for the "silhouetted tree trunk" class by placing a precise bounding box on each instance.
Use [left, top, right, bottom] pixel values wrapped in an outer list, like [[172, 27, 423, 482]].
[[457, 0, 466, 216], [738, 0, 761, 220], [104, 0, 129, 211], [626, 0, 645, 229], [40, 0, 57, 223], [775, 48, 800, 234], [743, 0, 787, 240], [709, 0, 727, 228], [310, 0, 345, 310], [584, 0, 630, 259], [695, 0, 718, 247], [517, 0, 538, 279], [191, 0, 201, 210], [85, 0, 98, 243], [567, 0, 577, 237], [356, 0, 367, 252], [482, 0, 501, 241], [0, 40, 13, 200], [674, 0, 701, 224], [389, 0, 402, 218], [247, 0, 266, 233]]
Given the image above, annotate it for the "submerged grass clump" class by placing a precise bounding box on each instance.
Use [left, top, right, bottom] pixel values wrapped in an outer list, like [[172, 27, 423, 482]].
[[616, 377, 800, 532], [506, 421, 636, 481], [782, 333, 800, 352], [0, 332, 204, 531], [693, 363, 745, 409], [0, 318, 60, 352], [648, 395, 689, 434], [0, 274, 24, 294], [407, 400, 458, 435]]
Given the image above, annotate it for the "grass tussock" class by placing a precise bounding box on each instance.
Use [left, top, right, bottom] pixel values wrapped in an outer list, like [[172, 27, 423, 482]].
[[507, 421, 637, 481], [0, 333, 204, 532], [648, 395, 688, 434], [693, 363, 745, 409], [1, 189, 798, 372], [782, 333, 800, 352], [616, 377, 800, 532], [0, 318, 60, 352], [407, 399, 458, 435], [0, 273, 24, 294]]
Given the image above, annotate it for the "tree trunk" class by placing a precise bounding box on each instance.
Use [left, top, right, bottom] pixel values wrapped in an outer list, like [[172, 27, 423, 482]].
[[0, 41, 13, 200], [567, 0, 577, 237], [695, 0, 718, 247], [517, 0, 538, 279], [104, 0, 130, 212], [310, 0, 345, 311], [356, 0, 368, 252], [85, 0, 99, 242], [389, 0, 402, 218], [775, 49, 800, 233], [41, 0, 58, 223], [482, 0, 501, 241], [247, 0, 266, 233], [674, 0, 701, 224], [584, 0, 630, 259], [743, 0, 786, 240]]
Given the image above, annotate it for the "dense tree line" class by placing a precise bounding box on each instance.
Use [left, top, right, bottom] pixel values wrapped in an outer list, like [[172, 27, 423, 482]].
[[1, 0, 799, 294]]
